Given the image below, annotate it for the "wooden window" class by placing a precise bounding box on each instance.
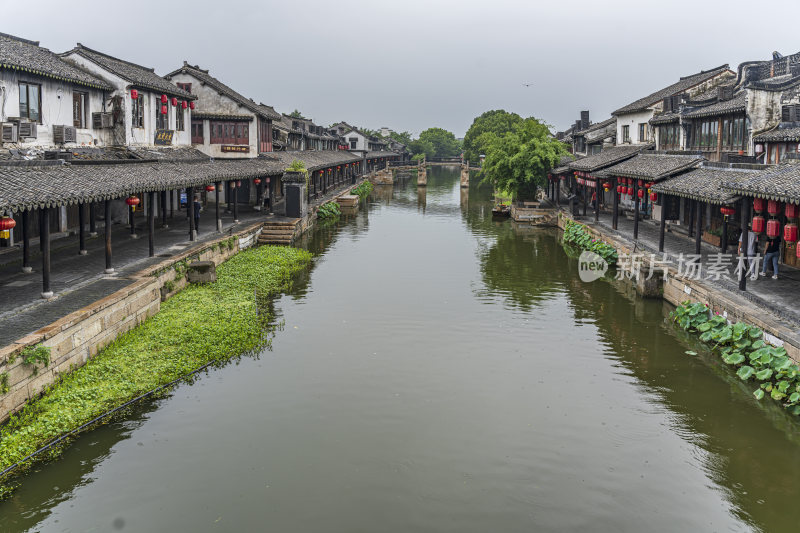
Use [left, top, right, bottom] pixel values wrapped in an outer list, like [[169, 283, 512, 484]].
[[349, 137, 358, 149], [73, 91, 88, 128], [622, 125, 630, 143], [191, 120, 204, 144], [638, 123, 648, 142], [18, 82, 41, 122], [156, 99, 168, 130], [132, 94, 144, 128], [209, 120, 249, 144], [176, 82, 192, 93], [175, 107, 185, 131]]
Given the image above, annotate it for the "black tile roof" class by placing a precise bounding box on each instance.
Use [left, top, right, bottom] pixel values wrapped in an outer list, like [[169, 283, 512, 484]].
[[753, 126, 800, 142], [164, 62, 280, 120], [0, 32, 112, 90], [653, 165, 761, 204], [551, 154, 577, 174], [682, 92, 746, 119], [649, 111, 680, 125], [568, 144, 652, 173], [723, 159, 800, 203], [612, 65, 731, 116], [191, 112, 254, 121], [63, 44, 194, 99], [595, 153, 704, 181], [0, 150, 400, 213]]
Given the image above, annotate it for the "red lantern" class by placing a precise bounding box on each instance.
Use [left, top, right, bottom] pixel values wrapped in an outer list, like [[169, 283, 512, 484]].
[[638, 180, 644, 187], [784, 223, 798, 243], [160, 94, 168, 104], [125, 196, 140, 207], [766, 218, 781, 238], [637, 189, 645, 199], [616, 185, 622, 194], [189, 101, 196, 110], [160, 105, 168, 115], [753, 198, 765, 213], [181, 101, 188, 110], [205, 185, 215, 192], [254, 178, 261, 185], [337, 166, 341, 170], [627, 186, 634, 196], [768, 200, 781, 216], [720, 206, 736, 217], [786, 203, 799, 219], [603, 182, 611, 190], [752, 215, 765, 234], [130, 89, 139, 100], [645, 182, 652, 189], [236, 180, 242, 187], [171, 97, 178, 107], [0, 216, 16, 231], [650, 191, 658, 202]]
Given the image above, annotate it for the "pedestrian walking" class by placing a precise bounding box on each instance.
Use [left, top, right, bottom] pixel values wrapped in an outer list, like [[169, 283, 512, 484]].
[[193, 196, 202, 233]]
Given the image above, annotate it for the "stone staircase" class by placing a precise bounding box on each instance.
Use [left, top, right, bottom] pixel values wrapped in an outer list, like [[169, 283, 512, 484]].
[[257, 218, 300, 246]]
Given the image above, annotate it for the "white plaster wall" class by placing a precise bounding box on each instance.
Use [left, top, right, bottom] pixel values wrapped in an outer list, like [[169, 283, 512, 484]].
[[0, 70, 107, 148], [615, 109, 653, 145]]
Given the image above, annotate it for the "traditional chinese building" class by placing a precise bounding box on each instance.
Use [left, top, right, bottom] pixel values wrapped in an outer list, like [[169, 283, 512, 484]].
[[60, 44, 195, 147]]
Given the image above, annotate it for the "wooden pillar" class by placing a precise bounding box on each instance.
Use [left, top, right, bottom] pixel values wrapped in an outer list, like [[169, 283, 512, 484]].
[[721, 211, 729, 254], [148, 191, 155, 257], [739, 200, 751, 291], [89, 202, 97, 236], [695, 199, 703, 255], [104, 199, 114, 274], [215, 182, 222, 232], [233, 183, 240, 223], [659, 195, 667, 253], [40, 207, 52, 299], [594, 178, 600, 222], [78, 201, 87, 255], [581, 182, 587, 216], [21, 210, 32, 273], [688, 200, 695, 238], [169, 190, 174, 218], [633, 181, 640, 240], [612, 179, 619, 230], [188, 186, 196, 241], [161, 190, 168, 228]]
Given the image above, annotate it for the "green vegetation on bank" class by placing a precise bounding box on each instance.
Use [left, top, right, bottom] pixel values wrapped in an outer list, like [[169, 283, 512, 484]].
[[672, 301, 800, 415], [562, 219, 618, 266], [317, 201, 341, 220], [350, 181, 373, 200], [0, 245, 312, 495]]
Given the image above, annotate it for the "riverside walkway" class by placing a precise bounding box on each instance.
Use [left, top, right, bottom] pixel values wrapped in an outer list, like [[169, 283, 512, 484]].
[[0, 207, 264, 346]]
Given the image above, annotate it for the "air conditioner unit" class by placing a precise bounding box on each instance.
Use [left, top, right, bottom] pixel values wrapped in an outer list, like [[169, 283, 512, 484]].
[[53, 125, 77, 144], [92, 112, 114, 129], [1, 123, 18, 143], [17, 121, 37, 139]]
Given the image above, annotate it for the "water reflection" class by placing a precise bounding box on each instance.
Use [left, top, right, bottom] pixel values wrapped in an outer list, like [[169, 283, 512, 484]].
[[5, 165, 800, 533]]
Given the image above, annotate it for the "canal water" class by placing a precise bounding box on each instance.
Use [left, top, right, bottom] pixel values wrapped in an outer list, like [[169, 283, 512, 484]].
[[3, 166, 800, 532]]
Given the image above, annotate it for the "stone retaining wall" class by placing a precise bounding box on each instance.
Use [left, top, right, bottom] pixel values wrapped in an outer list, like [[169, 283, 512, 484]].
[[0, 222, 264, 423], [557, 212, 800, 363]]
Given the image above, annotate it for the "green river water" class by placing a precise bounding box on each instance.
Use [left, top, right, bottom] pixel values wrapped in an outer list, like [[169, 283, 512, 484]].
[[2, 166, 800, 532]]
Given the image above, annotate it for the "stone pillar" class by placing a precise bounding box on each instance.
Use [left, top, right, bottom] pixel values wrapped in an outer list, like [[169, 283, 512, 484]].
[[417, 164, 427, 187], [282, 171, 308, 219], [460, 162, 470, 188]]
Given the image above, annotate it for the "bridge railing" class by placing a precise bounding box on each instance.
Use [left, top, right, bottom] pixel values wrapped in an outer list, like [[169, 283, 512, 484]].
[[427, 157, 463, 163], [388, 160, 416, 168]]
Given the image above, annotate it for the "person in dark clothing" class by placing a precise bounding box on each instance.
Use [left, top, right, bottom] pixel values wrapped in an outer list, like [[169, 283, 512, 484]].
[[761, 234, 781, 279], [193, 197, 202, 233]]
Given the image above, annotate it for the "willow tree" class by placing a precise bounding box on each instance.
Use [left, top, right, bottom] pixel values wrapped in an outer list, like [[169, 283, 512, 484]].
[[481, 118, 566, 202]]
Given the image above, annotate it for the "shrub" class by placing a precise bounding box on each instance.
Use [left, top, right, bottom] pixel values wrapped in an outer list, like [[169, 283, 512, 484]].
[[562, 219, 618, 266], [317, 201, 341, 220]]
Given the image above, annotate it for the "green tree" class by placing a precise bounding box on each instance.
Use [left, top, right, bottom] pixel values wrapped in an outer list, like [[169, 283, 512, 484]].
[[481, 117, 566, 202], [418, 127, 461, 158], [388, 131, 413, 146], [463, 110, 524, 162], [288, 109, 306, 119], [408, 138, 435, 159]]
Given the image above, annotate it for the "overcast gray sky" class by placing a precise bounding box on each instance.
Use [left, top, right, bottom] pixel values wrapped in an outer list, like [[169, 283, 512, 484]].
[[5, 0, 799, 137]]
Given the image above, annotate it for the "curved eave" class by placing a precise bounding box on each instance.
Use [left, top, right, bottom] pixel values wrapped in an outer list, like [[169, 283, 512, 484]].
[[125, 83, 197, 100], [1, 63, 113, 91]]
